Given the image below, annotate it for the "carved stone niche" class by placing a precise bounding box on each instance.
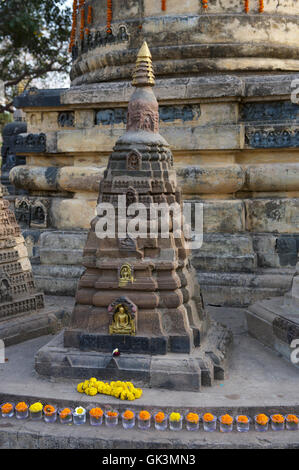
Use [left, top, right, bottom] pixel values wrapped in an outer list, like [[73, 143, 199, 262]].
[[0, 274, 12, 303], [126, 186, 138, 207], [30, 200, 49, 229], [127, 149, 142, 171], [15, 198, 31, 226], [108, 296, 137, 336]]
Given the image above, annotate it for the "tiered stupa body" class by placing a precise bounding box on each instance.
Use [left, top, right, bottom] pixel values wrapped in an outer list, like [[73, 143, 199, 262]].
[[35, 44, 232, 390], [65, 43, 207, 355], [0, 185, 44, 322]]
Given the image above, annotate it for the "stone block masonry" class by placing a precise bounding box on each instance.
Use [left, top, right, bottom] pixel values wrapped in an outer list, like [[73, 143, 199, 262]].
[[9, 1, 299, 306]]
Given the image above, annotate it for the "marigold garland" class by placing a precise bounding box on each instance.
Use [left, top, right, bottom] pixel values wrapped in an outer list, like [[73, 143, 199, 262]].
[[259, 0, 264, 13], [244, 0, 249, 13], [107, 0, 112, 34], [87, 5, 92, 24], [80, 6, 85, 40], [202, 0, 208, 9], [69, 0, 78, 52], [77, 378, 143, 401], [161, 0, 166, 11]]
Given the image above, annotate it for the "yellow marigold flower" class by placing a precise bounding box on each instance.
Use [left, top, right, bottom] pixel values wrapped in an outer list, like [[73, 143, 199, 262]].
[[77, 383, 84, 393], [88, 387, 98, 396], [169, 412, 181, 422], [89, 377, 97, 383], [29, 402, 43, 413]]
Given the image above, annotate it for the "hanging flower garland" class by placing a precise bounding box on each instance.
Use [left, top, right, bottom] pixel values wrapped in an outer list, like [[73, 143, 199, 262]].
[[259, 0, 264, 13], [69, 0, 78, 52], [244, 0, 249, 13], [87, 5, 92, 25], [107, 0, 112, 34], [78, 0, 85, 41], [161, 0, 166, 11], [202, 0, 208, 10]]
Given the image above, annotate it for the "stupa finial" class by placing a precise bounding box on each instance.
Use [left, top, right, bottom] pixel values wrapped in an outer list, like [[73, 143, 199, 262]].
[[132, 41, 155, 87]]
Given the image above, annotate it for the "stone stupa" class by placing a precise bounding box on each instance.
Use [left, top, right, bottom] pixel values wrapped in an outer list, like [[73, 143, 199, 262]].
[[35, 43, 232, 391], [0, 184, 51, 345]]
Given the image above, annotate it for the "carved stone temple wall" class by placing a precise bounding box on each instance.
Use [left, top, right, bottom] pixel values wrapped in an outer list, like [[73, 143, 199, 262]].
[[10, 0, 299, 306]]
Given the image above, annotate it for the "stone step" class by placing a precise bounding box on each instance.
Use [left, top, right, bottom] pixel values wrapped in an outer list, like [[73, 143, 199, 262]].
[[2, 415, 299, 449]]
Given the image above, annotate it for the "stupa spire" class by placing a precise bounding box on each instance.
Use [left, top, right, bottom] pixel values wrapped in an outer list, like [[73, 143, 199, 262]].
[[132, 41, 155, 87]]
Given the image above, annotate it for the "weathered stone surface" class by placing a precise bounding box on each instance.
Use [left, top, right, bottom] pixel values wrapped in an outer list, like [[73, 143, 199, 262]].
[[245, 199, 299, 234]]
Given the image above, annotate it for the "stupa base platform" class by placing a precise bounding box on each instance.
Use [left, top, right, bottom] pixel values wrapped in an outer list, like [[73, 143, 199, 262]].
[[1, 306, 299, 448], [34, 321, 233, 391], [0, 295, 74, 347], [246, 297, 299, 368]]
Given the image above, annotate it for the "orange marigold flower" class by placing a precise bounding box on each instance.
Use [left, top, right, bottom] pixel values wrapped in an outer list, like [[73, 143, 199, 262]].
[[139, 410, 151, 420], [107, 411, 118, 417], [1, 403, 13, 413], [15, 402, 27, 412], [272, 414, 284, 424], [44, 405, 55, 416], [60, 408, 71, 419], [90, 408, 103, 418], [123, 410, 134, 420], [221, 414, 233, 425], [155, 412, 165, 423], [237, 415, 249, 423], [203, 413, 215, 422], [286, 414, 298, 424], [186, 412, 199, 423], [256, 414, 269, 425]]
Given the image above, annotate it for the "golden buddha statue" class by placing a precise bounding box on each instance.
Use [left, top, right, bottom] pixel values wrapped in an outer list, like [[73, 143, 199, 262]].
[[119, 263, 134, 287], [109, 304, 136, 335]]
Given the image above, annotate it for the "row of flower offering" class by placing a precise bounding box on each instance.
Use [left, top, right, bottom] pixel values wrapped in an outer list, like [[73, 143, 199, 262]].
[[1, 403, 298, 432]]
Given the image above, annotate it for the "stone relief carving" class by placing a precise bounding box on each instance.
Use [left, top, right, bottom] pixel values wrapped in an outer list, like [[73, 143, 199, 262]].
[[58, 112, 75, 127], [15, 198, 49, 229], [95, 104, 200, 126], [127, 149, 142, 171], [241, 101, 299, 122], [14, 133, 46, 153], [245, 128, 299, 148]]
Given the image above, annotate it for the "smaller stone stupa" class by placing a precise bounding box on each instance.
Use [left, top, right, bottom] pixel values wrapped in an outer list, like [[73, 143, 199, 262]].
[[35, 43, 232, 390], [0, 184, 58, 345]]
